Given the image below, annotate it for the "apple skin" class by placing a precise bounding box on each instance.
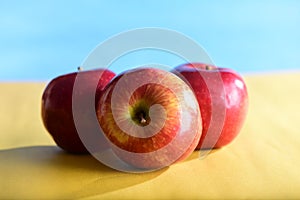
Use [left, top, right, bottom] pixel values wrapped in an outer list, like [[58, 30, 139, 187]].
[[41, 68, 115, 154], [96, 67, 202, 169], [172, 63, 248, 149]]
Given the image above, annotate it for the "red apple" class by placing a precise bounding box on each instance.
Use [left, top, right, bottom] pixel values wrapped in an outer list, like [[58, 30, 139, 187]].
[[172, 63, 248, 149], [96, 67, 202, 169], [41, 68, 115, 153]]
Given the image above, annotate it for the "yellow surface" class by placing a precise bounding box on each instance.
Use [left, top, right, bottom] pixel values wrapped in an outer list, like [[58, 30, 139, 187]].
[[1, 73, 300, 199]]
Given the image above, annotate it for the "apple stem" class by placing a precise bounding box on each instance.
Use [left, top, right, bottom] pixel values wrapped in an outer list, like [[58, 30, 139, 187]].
[[77, 66, 83, 71], [205, 65, 213, 70], [139, 113, 147, 124]]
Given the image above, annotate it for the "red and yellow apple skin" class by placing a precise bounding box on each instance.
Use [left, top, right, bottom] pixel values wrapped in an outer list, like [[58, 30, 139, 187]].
[[173, 63, 248, 149], [41, 68, 115, 154], [96, 67, 202, 169]]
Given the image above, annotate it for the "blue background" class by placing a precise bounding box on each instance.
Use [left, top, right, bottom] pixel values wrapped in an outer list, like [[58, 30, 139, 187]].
[[1, 0, 299, 81]]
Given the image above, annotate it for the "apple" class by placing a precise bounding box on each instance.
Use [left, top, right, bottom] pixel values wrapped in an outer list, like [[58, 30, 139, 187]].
[[41, 68, 115, 154], [172, 63, 248, 149], [96, 67, 202, 169]]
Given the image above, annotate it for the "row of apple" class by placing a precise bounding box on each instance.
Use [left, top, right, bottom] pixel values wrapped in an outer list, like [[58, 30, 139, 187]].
[[41, 63, 248, 169]]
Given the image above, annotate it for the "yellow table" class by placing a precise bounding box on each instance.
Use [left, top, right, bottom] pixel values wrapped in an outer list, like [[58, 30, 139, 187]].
[[1, 72, 300, 199]]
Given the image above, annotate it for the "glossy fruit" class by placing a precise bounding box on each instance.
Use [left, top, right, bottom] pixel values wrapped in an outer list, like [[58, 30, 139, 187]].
[[96, 67, 202, 169], [42, 68, 115, 153], [173, 63, 248, 149]]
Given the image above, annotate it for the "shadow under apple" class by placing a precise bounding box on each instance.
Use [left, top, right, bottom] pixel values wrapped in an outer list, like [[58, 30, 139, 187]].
[[0, 145, 166, 199], [183, 148, 221, 163]]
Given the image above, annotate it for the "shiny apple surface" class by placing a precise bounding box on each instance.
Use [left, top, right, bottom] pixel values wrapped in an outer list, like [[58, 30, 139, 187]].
[[173, 63, 248, 149], [96, 67, 202, 171], [42, 69, 115, 153]]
